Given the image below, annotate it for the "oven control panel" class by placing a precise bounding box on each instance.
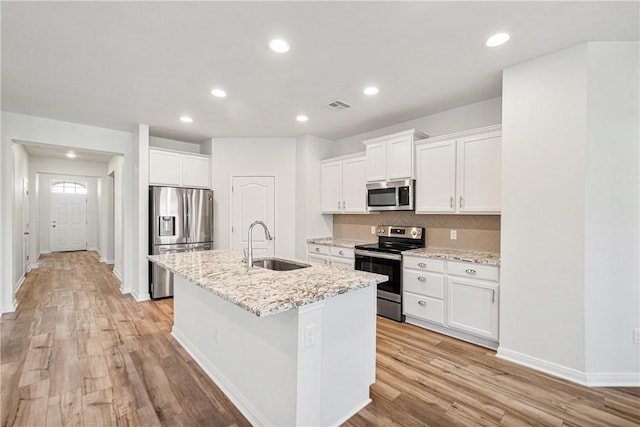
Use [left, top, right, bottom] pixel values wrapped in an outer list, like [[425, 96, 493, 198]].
[[376, 225, 423, 240]]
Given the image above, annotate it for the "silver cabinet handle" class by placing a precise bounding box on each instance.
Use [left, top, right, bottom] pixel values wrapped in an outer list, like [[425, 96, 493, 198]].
[[459, 196, 464, 208], [492, 289, 496, 303], [343, 201, 346, 209], [450, 196, 454, 208], [337, 201, 340, 210], [418, 262, 427, 268], [315, 247, 320, 252], [418, 276, 427, 282], [465, 268, 477, 275], [339, 250, 344, 255], [418, 300, 427, 307]]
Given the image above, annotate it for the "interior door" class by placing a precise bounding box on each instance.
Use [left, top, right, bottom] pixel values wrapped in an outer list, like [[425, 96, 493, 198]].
[[50, 192, 87, 252], [22, 178, 30, 274], [231, 176, 275, 258]]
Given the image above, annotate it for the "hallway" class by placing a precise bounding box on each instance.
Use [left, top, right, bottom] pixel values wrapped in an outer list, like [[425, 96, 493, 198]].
[[0, 251, 249, 426]]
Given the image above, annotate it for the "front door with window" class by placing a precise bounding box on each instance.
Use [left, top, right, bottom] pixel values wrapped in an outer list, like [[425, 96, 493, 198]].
[[50, 181, 88, 252]]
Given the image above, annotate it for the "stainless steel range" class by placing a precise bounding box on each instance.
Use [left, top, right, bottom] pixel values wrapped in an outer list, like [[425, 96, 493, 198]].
[[354, 225, 425, 322]]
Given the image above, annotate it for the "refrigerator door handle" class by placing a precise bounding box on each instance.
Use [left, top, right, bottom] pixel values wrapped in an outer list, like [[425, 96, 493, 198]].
[[183, 192, 189, 241]]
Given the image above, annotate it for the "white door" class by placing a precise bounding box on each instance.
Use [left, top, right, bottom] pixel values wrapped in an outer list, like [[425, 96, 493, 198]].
[[387, 134, 413, 180], [457, 133, 502, 213], [341, 157, 367, 213], [415, 140, 457, 213], [22, 178, 30, 274], [231, 176, 275, 258], [320, 161, 343, 213], [50, 192, 88, 252]]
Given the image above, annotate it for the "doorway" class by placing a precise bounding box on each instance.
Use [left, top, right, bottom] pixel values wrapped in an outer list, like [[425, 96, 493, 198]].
[[230, 176, 275, 257], [49, 180, 88, 252], [22, 177, 30, 275]]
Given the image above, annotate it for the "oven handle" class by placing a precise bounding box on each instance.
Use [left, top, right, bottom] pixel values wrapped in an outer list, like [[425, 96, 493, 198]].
[[354, 249, 402, 261]]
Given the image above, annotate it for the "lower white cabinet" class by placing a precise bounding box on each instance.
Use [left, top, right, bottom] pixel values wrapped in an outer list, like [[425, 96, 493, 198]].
[[403, 255, 500, 347], [307, 243, 354, 269]]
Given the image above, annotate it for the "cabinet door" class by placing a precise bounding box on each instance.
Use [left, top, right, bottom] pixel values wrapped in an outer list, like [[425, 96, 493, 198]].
[[447, 278, 499, 340], [331, 257, 353, 270], [149, 149, 181, 186], [307, 253, 330, 266], [387, 135, 413, 180], [182, 154, 210, 188], [415, 141, 457, 213], [341, 157, 367, 213], [457, 133, 501, 213], [365, 141, 387, 182], [320, 161, 343, 213]]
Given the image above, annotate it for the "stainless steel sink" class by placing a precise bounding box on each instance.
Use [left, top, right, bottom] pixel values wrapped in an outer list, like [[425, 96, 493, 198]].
[[252, 258, 311, 271]]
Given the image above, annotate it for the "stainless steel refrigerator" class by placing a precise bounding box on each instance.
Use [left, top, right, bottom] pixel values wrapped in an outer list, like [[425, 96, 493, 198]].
[[149, 186, 214, 299]]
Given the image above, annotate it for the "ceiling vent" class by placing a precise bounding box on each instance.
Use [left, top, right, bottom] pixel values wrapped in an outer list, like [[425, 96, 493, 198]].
[[327, 99, 351, 111]]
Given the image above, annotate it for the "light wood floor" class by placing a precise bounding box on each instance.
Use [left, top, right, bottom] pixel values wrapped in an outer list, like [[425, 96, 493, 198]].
[[2, 251, 639, 426]]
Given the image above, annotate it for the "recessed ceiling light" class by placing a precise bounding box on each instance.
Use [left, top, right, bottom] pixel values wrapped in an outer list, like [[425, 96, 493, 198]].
[[211, 88, 227, 98], [270, 39, 290, 53], [180, 116, 193, 123], [296, 115, 308, 122], [485, 33, 510, 47], [364, 86, 379, 96], [66, 152, 76, 159]]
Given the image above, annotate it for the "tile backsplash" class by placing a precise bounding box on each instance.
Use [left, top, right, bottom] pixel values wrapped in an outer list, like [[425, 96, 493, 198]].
[[333, 212, 500, 253]]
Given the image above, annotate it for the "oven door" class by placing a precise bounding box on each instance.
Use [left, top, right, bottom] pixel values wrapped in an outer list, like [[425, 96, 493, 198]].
[[354, 250, 402, 302]]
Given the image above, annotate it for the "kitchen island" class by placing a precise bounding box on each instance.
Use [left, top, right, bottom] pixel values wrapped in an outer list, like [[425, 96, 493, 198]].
[[148, 250, 386, 427]]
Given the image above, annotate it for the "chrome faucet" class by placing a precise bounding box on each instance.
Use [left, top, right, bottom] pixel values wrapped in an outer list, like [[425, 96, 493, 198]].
[[247, 220, 273, 267]]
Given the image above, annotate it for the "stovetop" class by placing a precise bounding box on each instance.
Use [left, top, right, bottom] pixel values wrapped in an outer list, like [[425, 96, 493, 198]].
[[355, 225, 425, 254]]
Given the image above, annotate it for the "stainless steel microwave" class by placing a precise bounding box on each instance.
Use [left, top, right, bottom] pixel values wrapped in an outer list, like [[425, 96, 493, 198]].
[[366, 179, 414, 211]]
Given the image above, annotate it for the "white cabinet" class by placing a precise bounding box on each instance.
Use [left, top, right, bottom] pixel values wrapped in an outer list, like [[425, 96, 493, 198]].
[[403, 255, 500, 347], [181, 154, 210, 188], [415, 125, 501, 214], [363, 129, 427, 182], [149, 149, 181, 186], [149, 148, 210, 188], [320, 155, 367, 214], [307, 243, 355, 269], [447, 260, 499, 341]]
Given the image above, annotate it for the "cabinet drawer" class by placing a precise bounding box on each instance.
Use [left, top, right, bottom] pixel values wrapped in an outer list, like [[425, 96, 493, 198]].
[[403, 270, 444, 299], [404, 293, 444, 325], [307, 244, 330, 256], [403, 256, 445, 273], [308, 253, 330, 266], [330, 246, 354, 259], [447, 261, 499, 282]]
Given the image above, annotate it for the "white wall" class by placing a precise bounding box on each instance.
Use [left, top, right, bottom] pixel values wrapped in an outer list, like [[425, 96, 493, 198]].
[[211, 138, 297, 258], [1, 112, 134, 313], [499, 42, 639, 386], [133, 124, 150, 300], [584, 42, 639, 380], [149, 136, 202, 154], [332, 97, 502, 157], [108, 156, 125, 283], [295, 135, 334, 259]]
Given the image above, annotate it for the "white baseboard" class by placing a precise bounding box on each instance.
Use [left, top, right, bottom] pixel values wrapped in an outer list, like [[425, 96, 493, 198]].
[[133, 291, 150, 302], [497, 347, 640, 387], [39, 250, 51, 255], [112, 268, 123, 283], [1, 301, 17, 314], [497, 347, 588, 385], [584, 372, 640, 387], [14, 274, 26, 293], [172, 327, 272, 427]]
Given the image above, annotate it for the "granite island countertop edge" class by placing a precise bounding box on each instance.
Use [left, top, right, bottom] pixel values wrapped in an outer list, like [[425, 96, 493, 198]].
[[148, 250, 387, 317]]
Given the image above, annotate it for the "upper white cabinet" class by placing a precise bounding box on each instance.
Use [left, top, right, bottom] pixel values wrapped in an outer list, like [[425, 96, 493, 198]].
[[320, 154, 367, 214], [149, 148, 211, 188], [363, 129, 428, 182], [415, 125, 501, 214]]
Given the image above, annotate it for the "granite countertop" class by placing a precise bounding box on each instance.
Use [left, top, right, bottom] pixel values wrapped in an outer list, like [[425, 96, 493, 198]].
[[148, 250, 386, 317], [402, 247, 501, 266], [306, 237, 372, 248]]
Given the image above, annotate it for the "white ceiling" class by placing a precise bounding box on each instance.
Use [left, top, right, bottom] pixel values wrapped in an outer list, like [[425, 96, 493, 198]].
[[2, 2, 638, 143]]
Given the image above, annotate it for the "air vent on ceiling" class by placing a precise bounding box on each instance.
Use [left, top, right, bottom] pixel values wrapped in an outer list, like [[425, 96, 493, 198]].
[[327, 99, 352, 111]]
